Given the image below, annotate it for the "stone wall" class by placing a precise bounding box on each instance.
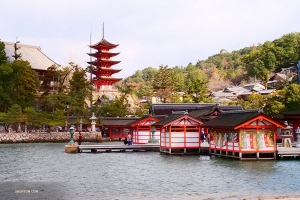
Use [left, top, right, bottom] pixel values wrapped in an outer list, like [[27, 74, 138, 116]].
[[0, 132, 102, 143]]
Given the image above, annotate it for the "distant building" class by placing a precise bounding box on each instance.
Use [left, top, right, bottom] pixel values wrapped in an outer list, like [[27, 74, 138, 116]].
[[243, 83, 265, 91], [3, 41, 59, 81]]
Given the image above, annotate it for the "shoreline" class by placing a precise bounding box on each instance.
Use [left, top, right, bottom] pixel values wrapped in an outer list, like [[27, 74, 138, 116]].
[[239, 196, 300, 200]]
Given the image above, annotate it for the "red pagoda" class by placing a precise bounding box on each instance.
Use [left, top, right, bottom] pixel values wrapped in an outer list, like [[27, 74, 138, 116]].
[[87, 37, 122, 91]]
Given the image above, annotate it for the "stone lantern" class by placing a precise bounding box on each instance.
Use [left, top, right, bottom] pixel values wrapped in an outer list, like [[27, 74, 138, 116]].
[[281, 121, 293, 148], [296, 127, 300, 148], [148, 126, 159, 143], [69, 125, 75, 145], [89, 112, 97, 133]]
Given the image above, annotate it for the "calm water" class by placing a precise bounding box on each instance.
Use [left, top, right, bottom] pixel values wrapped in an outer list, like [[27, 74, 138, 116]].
[[0, 142, 299, 200]]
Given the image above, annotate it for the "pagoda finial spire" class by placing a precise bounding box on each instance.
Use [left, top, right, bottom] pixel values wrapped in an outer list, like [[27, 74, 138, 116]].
[[102, 22, 104, 39]]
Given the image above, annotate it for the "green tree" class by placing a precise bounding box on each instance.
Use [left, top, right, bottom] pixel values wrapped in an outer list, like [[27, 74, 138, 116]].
[[0, 40, 8, 65], [10, 60, 39, 108], [0, 60, 39, 111], [5, 104, 26, 132], [279, 84, 300, 111], [68, 65, 93, 117], [237, 93, 265, 109], [242, 42, 277, 85], [185, 64, 209, 103], [152, 65, 174, 103], [95, 94, 130, 118]]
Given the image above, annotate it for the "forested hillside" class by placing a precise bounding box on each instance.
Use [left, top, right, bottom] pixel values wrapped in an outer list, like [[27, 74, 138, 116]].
[[117, 32, 300, 103]]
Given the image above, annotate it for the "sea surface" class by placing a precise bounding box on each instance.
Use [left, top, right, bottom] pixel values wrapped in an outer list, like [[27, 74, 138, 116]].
[[0, 142, 299, 200]]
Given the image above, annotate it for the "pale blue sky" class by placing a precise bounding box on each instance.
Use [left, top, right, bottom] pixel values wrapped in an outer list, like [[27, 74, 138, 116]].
[[1, 0, 300, 78]]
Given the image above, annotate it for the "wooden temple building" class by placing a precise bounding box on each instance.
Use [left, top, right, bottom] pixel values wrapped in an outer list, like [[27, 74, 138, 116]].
[[101, 117, 139, 139], [88, 37, 122, 91], [130, 115, 166, 144], [153, 111, 203, 154], [201, 109, 286, 160], [3, 41, 59, 83]]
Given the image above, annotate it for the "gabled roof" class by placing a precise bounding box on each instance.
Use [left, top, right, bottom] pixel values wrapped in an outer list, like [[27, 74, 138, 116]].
[[4, 41, 59, 71], [101, 117, 140, 126], [152, 111, 203, 127], [129, 115, 165, 127], [201, 109, 285, 129]]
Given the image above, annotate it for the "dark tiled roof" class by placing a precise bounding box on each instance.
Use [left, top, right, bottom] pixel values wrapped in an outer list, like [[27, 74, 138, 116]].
[[150, 103, 243, 116], [4, 42, 59, 71], [101, 117, 140, 126], [152, 114, 184, 126], [201, 110, 262, 128], [188, 107, 216, 118], [128, 115, 168, 126], [127, 115, 151, 126], [282, 109, 300, 116]]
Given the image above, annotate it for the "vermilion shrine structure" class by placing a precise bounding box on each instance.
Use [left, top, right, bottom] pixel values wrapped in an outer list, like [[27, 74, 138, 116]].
[[88, 37, 122, 91]]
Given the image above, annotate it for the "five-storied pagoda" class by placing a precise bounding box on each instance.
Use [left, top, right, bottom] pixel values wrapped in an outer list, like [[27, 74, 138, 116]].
[[87, 27, 122, 92]]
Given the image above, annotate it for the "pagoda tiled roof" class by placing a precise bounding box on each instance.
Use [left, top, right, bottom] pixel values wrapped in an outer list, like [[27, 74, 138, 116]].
[[93, 68, 122, 73], [90, 38, 118, 48], [88, 51, 120, 58], [201, 109, 264, 128], [4, 41, 59, 71], [88, 60, 121, 66], [94, 76, 123, 81]]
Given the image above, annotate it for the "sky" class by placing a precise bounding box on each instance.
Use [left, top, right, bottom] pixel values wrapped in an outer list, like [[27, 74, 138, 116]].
[[1, 0, 300, 78]]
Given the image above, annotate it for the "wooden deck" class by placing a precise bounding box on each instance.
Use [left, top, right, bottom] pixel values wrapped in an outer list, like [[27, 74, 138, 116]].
[[75, 143, 300, 159], [277, 147, 300, 159], [78, 144, 160, 153]]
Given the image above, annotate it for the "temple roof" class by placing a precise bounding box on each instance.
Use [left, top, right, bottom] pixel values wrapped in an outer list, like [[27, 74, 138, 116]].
[[101, 117, 140, 126], [153, 113, 187, 126], [281, 109, 300, 116], [93, 67, 122, 73], [94, 76, 123, 81], [89, 38, 118, 48], [87, 60, 121, 66], [153, 111, 202, 127], [88, 51, 119, 58], [3, 41, 59, 71], [150, 103, 243, 116], [201, 109, 284, 129]]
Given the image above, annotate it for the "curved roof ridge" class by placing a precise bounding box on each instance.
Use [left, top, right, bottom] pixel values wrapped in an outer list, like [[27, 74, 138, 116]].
[[220, 108, 260, 114]]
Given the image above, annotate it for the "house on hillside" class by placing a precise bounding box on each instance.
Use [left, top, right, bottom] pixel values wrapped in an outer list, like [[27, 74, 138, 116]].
[[243, 83, 265, 91]]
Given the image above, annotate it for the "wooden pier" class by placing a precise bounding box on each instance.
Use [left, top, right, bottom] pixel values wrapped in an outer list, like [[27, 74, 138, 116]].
[[70, 143, 300, 159], [78, 144, 160, 153], [277, 147, 300, 159]]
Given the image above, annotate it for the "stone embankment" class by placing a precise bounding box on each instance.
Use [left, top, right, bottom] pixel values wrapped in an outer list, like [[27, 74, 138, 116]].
[[0, 132, 102, 143]]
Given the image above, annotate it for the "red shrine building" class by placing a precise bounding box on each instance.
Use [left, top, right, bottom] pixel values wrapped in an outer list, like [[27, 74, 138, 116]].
[[87, 37, 123, 91]]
